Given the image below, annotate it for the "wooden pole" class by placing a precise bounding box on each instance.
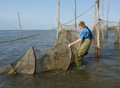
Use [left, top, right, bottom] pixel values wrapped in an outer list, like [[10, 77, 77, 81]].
[[102, 0, 104, 45], [18, 12, 23, 38], [75, 0, 77, 30], [94, 4, 97, 27], [93, 5, 97, 46], [57, 0, 60, 39], [106, 0, 109, 39], [119, 4, 120, 43], [95, 0, 100, 56], [115, 4, 120, 44]]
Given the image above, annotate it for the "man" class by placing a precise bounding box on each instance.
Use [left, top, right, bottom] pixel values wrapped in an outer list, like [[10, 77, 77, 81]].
[[68, 21, 93, 66]]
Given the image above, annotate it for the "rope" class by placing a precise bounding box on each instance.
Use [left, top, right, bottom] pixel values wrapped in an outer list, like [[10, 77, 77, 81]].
[[0, 28, 56, 43], [100, 20, 118, 24], [0, 4, 95, 44], [64, 4, 95, 24]]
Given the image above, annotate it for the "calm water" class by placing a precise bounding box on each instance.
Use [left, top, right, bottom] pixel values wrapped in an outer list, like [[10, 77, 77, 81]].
[[0, 30, 120, 88]]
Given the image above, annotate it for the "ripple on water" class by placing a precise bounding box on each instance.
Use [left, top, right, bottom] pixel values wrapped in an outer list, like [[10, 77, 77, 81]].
[[0, 30, 120, 88]]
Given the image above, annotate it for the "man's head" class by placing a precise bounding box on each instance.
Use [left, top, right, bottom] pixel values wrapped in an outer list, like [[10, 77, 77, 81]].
[[78, 21, 86, 29]]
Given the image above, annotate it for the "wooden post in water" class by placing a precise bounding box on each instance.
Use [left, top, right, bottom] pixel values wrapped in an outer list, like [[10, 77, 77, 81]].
[[93, 5, 97, 47], [57, 0, 60, 39], [102, 0, 104, 45], [118, 20, 120, 43], [95, 0, 100, 56], [115, 4, 120, 44], [75, 0, 77, 30], [106, 0, 109, 39], [118, 4, 120, 44], [94, 5, 96, 26], [18, 12, 23, 38]]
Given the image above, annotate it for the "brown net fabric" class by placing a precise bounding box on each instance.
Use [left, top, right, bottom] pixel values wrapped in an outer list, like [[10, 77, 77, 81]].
[[0, 24, 81, 75], [0, 47, 36, 75]]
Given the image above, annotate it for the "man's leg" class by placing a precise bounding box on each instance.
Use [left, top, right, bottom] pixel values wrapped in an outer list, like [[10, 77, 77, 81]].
[[74, 54, 84, 66], [78, 55, 84, 66], [74, 54, 79, 67]]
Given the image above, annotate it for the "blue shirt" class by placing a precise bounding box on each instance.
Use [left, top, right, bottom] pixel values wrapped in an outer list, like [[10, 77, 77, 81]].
[[77, 27, 93, 40]]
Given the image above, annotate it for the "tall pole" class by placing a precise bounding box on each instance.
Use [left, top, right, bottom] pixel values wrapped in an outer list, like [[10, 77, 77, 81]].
[[119, 3, 120, 43], [95, 0, 100, 56], [75, 0, 77, 30], [18, 12, 23, 38], [115, 3, 120, 44], [102, 0, 104, 45], [106, 0, 109, 39], [94, 5, 96, 26], [57, 0, 60, 39]]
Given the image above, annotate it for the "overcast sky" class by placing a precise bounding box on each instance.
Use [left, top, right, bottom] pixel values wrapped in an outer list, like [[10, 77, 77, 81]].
[[0, 0, 119, 30]]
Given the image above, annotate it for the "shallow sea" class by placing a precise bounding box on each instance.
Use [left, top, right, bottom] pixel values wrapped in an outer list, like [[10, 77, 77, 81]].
[[0, 30, 120, 88]]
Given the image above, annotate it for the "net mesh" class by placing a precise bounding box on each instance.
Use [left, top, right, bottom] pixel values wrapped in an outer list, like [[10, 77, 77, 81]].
[[59, 24, 75, 31], [0, 24, 81, 75], [0, 20, 119, 75]]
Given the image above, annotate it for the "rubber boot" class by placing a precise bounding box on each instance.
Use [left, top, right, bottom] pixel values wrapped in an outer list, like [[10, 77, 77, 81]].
[[74, 54, 79, 67], [78, 56, 83, 66]]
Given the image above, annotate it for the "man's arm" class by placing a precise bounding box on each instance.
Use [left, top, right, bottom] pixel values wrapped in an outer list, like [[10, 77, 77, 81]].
[[68, 38, 82, 48]]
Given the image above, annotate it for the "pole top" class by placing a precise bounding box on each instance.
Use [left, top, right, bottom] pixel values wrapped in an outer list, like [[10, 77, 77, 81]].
[[95, 0, 99, 1], [95, 0, 99, 4]]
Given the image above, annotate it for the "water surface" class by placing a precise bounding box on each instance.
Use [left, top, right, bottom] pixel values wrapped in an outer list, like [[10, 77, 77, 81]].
[[0, 30, 120, 88]]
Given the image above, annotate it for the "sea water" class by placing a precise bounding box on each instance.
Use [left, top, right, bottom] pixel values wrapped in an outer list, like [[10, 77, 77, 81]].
[[0, 30, 120, 88]]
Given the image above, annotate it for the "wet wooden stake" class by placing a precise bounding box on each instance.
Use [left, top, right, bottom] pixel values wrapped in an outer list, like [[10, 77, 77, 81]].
[[75, 0, 77, 30], [93, 5, 97, 48], [106, 0, 109, 39], [115, 4, 120, 45], [94, 5, 96, 26], [95, 0, 100, 56], [57, 0, 60, 39], [102, 0, 104, 46], [18, 12, 23, 38]]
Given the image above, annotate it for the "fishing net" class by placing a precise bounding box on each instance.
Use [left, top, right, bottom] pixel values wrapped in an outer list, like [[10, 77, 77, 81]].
[[95, 20, 119, 42], [0, 24, 81, 75], [59, 24, 75, 31], [0, 47, 36, 75]]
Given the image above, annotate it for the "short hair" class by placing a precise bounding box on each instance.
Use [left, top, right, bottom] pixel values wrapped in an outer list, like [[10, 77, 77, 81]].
[[78, 21, 86, 27]]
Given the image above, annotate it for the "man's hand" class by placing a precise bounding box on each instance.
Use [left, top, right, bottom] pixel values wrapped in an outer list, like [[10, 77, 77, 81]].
[[68, 43, 72, 48], [68, 38, 81, 48]]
